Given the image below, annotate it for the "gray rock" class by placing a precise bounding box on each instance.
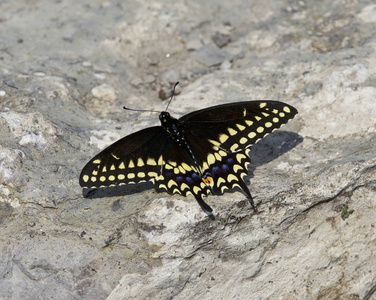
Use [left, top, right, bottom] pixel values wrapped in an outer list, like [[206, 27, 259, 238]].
[[1, 0, 376, 299], [190, 44, 234, 67], [211, 31, 231, 48]]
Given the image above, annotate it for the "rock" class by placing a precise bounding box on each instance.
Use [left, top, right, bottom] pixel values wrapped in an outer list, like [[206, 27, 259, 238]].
[[185, 39, 203, 51], [211, 31, 231, 48], [1, 1, 376, 299], [91, 84, 117, 101], [190, 44, 234, 67], [161, 69, 180, 84]]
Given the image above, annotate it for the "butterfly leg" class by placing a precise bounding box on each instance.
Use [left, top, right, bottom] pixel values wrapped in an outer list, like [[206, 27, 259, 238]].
[[194, 195, 215, 220]]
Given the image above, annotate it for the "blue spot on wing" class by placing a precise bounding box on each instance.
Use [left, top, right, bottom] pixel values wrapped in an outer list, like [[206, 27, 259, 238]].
[[192, 173, 201, 181], [165, 172, 174, 179], [222, 164, 230, 173], [186, 177, 194, 185], [212, 166, 221, 176]]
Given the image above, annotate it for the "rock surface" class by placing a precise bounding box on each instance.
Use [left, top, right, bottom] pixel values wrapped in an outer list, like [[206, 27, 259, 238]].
[[1, 0, 376, 299]]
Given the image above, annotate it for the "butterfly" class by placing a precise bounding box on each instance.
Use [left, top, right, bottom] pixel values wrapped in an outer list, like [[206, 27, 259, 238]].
[[79, 83, 298, 219]]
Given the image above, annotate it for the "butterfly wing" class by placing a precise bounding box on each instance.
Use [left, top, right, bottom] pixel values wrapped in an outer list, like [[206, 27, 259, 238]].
[[180, 101, 298, 153], [80, 125, 215, 218], [79, 127, 171, 188], [180, 101, 298, 208]]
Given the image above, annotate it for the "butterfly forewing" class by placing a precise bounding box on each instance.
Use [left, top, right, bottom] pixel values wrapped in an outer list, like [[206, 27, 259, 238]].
[[180, 101, 298, 153], [79, 127, 169, 188]]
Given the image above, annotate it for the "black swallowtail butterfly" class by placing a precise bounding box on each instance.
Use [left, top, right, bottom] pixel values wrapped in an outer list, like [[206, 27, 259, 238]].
[[79, 84, 298, 219]]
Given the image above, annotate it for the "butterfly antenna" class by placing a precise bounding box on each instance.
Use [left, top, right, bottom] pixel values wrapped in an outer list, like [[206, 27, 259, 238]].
[[164, 81, 179, 112], [123, 106, 160, 113]]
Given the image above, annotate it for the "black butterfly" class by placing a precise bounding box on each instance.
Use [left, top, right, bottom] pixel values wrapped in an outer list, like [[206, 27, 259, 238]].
[[79, 84, 298, 219]]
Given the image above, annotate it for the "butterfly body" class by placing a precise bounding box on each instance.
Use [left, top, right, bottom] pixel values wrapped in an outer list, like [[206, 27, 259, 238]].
[[80, 100, 298, 219]]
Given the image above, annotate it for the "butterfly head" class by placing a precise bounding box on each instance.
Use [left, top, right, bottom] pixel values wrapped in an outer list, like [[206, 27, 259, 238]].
[[159, 111, 171, 124]]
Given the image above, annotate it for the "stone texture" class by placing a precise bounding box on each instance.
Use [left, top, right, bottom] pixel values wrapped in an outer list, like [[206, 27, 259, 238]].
[[0, 0, 375, 299]]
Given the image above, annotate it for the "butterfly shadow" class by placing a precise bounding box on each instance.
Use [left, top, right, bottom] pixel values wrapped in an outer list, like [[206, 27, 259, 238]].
[[246, 130, 303, 178]]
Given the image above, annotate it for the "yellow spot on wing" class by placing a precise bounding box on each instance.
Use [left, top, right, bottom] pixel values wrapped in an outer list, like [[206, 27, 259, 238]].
[[148, 172, 158, 178], [259, 102, 267, 108], [219, 150, 227, 157], [207, 153, 216, 165], [109, 175, 115, 181], [219, 133, 229, 144], [155, 175, 164, 181], [137, 158, 144, 167], [159, 184, 167, 191], [228, 127, 237, 136], [92, 170, 98, 176], [283, 106, 291, 113], [111, 153, 120, 160], [147, 158, 157, 166], [257, 127, 264, 133], [273, 117, 279, 123], [181, 183, 189, 191], [236, 153, 247, 162], [227, 174, 237, 182], [169, 161, 177, 167], [82, 175, 89, 182], [239, 137, 248, 144], [236, 124, 245, 131], [102, 166, 107, 172], [168, 180, 178, 188], [214, 152, 222, 161], [216, 177, 226, 187], [248, 132, 256, 139], [245, 120, 253, 126], [128, 160, 135, 168], [193, 186, 201, 194], [128, 173, 135, 179], [208, 139, 221, 147], [119, 162, 125, 169], [118, 174, 125, 180], [137, 172, 145, 178], [230, 143, 239, 152], [110, 164, 115, 171], [100, 176, 106, 182], [91, 176, 97, 182], [255, 116, 261, 121], [172, 188, 181, 194], [181, 162, 192, 171], [265, 122, 273, 128], [93, 159, 101, 164]]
